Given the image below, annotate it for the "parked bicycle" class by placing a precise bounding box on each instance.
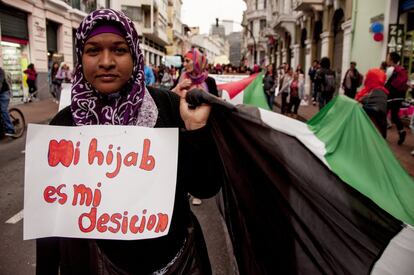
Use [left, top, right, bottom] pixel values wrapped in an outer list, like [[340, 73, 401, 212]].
[[0, 107, 26, 139]]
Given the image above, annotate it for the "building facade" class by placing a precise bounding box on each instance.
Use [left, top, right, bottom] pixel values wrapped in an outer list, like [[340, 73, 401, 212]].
[[242, 0, 269, 67], [0, 0, 190, 100]]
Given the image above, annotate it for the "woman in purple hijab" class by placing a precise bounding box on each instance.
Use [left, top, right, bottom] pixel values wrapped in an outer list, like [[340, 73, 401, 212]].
[[36, 9, 222, 275]]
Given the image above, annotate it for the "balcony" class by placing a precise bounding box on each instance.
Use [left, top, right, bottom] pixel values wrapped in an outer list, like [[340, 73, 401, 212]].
[[271, 13, 296, 29], [245, 9, 267, 20], [293, 0, 324, 11]]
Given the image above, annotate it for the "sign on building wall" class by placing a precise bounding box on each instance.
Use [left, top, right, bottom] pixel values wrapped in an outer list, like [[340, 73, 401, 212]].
[[388, 24, 405, 56]]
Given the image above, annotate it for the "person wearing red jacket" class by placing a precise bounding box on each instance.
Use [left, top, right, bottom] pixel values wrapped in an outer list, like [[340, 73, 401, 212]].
[[24, 63, 38, 101]]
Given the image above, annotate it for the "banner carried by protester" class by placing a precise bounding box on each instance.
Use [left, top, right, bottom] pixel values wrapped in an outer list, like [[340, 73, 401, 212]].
[[215, 72, 270, 110], [205, 94, 414, 275], [24, 124, 178, 240]]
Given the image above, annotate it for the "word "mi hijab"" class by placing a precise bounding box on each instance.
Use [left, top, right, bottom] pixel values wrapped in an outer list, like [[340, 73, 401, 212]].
[[48, 138, 156, 178]]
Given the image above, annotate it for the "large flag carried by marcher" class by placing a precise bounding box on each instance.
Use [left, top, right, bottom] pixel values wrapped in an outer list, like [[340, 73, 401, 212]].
[[185, 91, 414, 275], [217, 72, 270, 110]]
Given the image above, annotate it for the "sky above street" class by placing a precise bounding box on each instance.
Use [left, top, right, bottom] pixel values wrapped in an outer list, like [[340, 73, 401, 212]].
[[181, 0, 246, 34]]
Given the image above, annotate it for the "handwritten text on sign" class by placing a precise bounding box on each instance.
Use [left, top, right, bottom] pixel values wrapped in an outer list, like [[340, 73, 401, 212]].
[[24, 124, 178, 240]]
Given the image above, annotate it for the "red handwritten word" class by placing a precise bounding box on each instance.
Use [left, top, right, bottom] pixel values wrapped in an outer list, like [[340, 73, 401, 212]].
[[88, 138, 155, 178], [48, 140, 80, 167], [47, 138, 156, 179], [72, 183, 102, 207], [78, 208, 169, 234], [43, 184, 67, 204]]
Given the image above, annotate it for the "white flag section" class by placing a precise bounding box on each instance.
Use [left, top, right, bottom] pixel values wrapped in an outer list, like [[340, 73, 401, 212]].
[[24, 124, 179, 240], [58, 83, 72, 111], [209, 74, 248, 85]]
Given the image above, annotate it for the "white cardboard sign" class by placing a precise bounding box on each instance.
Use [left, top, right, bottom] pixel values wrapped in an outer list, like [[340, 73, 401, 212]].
[[24, 124, 178, 240]]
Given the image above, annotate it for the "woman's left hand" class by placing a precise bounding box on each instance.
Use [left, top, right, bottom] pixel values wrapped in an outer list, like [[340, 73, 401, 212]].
[[179, 90, 211, 130]]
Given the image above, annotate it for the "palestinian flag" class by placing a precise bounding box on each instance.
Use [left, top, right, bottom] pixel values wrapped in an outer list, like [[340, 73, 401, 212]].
[[217, 72, 270, 110], [206, 95, 414, 274]]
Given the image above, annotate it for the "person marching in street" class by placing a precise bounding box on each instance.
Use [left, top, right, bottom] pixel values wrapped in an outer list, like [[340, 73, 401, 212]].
[[263, 63, 277, 110], [54, 63, 73, 101], [385, 52, 409, 145], [342, 61, 363, 99], [36, 9, 222, 274], [355, 68, 389, 138], [24, 63, 38, 102], [314, 57, 336, 110], [172, 47, 219, 207]]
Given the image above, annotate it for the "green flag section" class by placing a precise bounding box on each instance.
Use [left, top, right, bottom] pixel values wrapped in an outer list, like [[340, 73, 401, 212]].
[[308, 95, 414, 227], [217, 73, 270, 110], [242, 72, 270, 110]]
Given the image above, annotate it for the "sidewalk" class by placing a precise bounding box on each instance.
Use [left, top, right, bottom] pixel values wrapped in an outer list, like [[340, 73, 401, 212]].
[[11, 98, 59, 125], [274, 96, 414, 177]]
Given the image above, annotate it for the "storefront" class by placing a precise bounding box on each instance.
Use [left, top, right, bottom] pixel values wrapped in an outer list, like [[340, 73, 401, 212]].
[[0, 3, 30, 98], [397, 0, 414, 79]]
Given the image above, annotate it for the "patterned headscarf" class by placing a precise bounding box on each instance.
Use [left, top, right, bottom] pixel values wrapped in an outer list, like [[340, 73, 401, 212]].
[[184, 48, 208, 85], [71, 9, 158, 127]]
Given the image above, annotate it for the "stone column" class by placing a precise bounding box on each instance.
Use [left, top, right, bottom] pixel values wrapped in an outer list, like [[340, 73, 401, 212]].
[[281, 48, 287, 64], [320, 31, 333, 59], [304, 39, 313, 100], [340, 20, 352, 95], [291, 44, 300, 69]]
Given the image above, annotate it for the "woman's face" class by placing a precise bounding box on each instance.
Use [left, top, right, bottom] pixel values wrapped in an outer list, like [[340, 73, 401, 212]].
[[183, 57, 194, 73], [82, 33, 133, 94]]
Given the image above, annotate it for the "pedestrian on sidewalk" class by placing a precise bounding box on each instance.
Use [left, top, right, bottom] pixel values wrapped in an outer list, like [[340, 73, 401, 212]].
[[36, 9, 222, 275], [287, 72, 301, 118], [385, 52, 409, 145], [308, 60, 319, 105], [315, 57, 336, 110], [172, 47, 219, 206], [296, 65, 305, 103], [279, 64, 293, 114], [342, 61, 363, 99], [49, 62, 60, 103], [0, 66, 16, 136], [24, 63, 38, 101], [355, 68, 389, 138]]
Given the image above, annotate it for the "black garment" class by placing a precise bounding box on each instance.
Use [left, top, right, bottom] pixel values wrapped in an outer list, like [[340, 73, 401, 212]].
[[27, 79, 37, 95], [387, 100, 404, 132], [288, 96, 301, 114], [0, 67, 10, 93], [36, 87, 223, 275], [361, 88, 388, 138], [205, 77, 219, 97]]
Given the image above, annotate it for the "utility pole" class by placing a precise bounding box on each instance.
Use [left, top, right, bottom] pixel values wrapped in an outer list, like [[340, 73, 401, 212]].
[[241, 24, 257, 65]]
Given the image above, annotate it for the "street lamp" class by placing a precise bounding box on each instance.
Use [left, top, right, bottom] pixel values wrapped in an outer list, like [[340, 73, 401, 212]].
[[241, 23, 257, 65]]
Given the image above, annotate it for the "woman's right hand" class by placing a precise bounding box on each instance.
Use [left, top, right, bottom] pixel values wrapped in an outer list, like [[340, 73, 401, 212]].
[[172, 79, 192, 97]]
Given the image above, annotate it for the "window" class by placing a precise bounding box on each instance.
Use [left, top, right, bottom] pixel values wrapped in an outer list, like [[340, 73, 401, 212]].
[[255, 0, 258, 9], [260, 19, 266, 30], [121, 5, 142, 22], [264, 0, 267, 9], [250, 21, 254, 37]]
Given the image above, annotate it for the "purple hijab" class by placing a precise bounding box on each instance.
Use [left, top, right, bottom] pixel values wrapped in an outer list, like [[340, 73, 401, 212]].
[[71, 9, 157, 127]]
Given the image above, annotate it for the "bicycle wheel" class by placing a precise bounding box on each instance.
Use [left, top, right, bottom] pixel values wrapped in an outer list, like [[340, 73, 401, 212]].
[[9, 108, 26, 138]]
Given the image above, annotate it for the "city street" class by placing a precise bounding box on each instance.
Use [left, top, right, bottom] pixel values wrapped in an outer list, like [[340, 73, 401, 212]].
[[0, 101, 236, 274]]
